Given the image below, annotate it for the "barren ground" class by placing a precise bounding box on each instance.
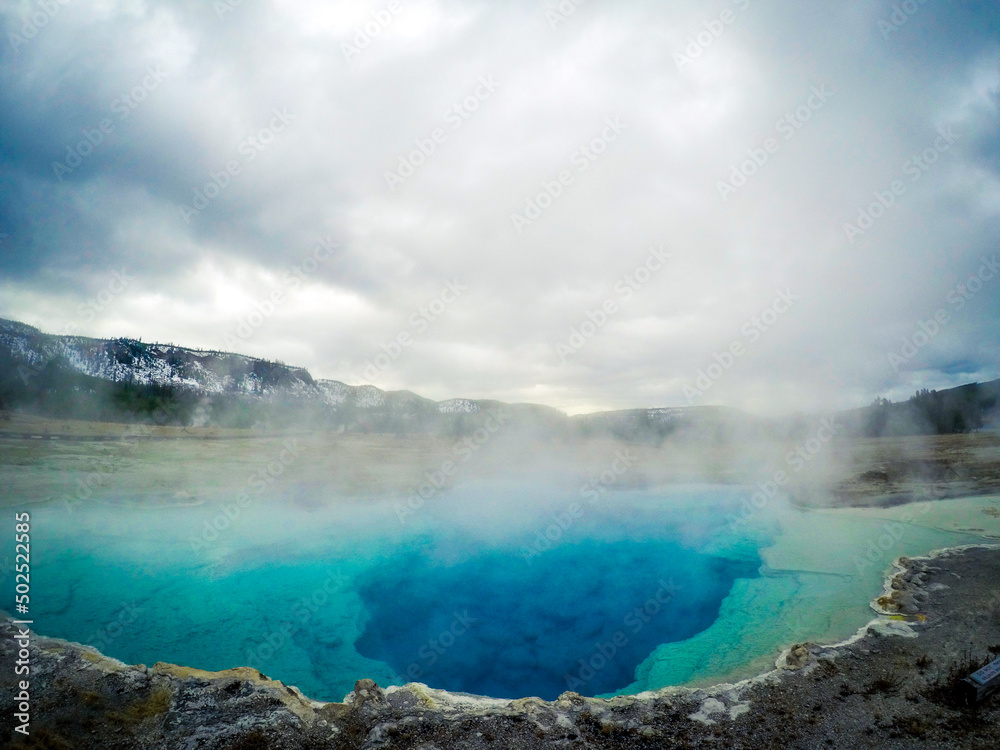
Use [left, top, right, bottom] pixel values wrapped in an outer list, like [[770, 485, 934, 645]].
[[2, 412, 998, 511]]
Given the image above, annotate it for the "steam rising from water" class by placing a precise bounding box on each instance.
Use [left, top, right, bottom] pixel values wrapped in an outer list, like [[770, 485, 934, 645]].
[[24, 484, 763, 699], [19, 482, 994, 701]]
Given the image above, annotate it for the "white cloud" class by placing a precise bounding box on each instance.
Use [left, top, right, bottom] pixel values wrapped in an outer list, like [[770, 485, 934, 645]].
[[0, 0, 998, 415]]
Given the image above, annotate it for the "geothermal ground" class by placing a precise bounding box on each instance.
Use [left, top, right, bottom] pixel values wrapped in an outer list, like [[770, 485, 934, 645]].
[[2, 412, 999, 509], [1, 420, 999, 748]]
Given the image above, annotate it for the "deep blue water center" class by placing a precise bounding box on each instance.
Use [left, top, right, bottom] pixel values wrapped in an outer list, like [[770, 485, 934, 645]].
[[21, 486, 766, 702], [355, 540, 757, 699]]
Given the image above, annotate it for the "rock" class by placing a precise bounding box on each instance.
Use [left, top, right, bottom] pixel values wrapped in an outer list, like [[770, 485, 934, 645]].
[[349, 678, 386, 709], [877, 595, 901, 612], [780, 643, 814, 669]]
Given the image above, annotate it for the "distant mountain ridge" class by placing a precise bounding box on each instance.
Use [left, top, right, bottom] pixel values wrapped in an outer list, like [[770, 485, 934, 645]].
[[0, 316, 996, 438], [0, 317, 561, 432]]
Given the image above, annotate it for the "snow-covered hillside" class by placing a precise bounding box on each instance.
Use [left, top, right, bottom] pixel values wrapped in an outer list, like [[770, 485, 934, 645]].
[[0, 317, 474, 417]]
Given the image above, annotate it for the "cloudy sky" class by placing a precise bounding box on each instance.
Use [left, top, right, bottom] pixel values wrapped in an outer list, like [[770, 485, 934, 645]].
[[0, 0, 998, 416]]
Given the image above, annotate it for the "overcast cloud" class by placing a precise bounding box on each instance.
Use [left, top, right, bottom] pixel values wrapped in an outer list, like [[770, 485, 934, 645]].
[[0, 0, 998, 415]]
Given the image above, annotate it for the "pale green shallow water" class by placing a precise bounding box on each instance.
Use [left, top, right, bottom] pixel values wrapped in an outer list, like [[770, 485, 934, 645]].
[[622, 493, 1000, 694]]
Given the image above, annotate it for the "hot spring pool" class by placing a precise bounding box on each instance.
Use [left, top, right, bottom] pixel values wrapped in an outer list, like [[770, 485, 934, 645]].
[[354, 538, 757, 698], [13, 485, 994, 701]]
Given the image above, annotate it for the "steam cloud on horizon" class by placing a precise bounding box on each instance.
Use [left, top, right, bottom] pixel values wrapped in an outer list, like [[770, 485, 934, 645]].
[[1, 0, 998, 416]]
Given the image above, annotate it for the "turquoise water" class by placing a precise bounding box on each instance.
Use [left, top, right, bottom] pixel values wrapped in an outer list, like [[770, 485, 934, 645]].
[[14, 484, 763, 701], [12, 486, 996, 701]]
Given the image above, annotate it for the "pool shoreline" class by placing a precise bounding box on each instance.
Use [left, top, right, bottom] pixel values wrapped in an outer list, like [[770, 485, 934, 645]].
[[6, 542, 1000, 748]]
